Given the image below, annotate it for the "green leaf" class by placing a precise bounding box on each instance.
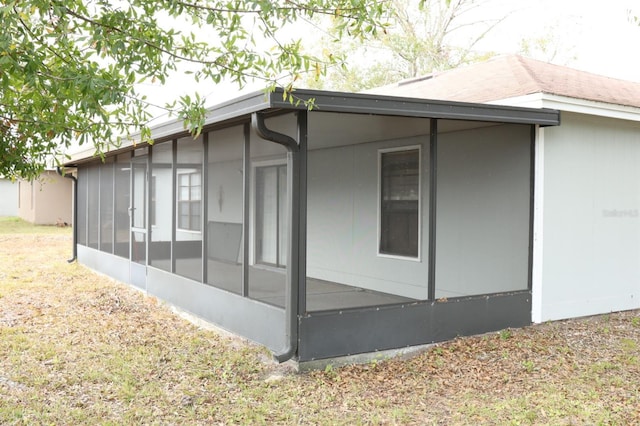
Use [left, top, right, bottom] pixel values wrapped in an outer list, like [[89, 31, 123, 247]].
[[0, 0, 383, 180]]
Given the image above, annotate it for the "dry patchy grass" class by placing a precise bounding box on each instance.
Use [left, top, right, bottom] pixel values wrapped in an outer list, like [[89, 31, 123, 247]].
[[1, 218, 639, 424]]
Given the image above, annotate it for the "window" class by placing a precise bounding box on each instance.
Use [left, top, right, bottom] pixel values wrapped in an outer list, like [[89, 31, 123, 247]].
[[255, 164, 287, 268], [177, 170, 201, 231], [379, 147, 420, 258]]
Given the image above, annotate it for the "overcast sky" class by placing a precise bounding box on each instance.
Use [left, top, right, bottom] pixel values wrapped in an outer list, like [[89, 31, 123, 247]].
[[476, 0, 640, 81], [136, 0, 640, 126]]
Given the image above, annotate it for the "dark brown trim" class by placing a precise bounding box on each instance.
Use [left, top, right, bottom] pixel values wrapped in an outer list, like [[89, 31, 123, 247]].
[[528, 125, 536, 291], [428, 119, 438, 300]]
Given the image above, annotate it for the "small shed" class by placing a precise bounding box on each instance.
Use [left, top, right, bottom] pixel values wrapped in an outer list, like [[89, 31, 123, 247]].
[[65, 88, 560, 362]]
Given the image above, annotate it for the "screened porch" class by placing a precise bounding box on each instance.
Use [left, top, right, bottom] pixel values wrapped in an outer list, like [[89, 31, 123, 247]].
[[70, 89, 559, 361]]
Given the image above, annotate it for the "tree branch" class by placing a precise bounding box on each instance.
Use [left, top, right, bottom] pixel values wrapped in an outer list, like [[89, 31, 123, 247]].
[[57, 3, 276, 83]]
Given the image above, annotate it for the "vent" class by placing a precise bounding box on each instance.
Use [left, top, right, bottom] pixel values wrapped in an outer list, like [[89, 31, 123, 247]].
[[398, 74, 435, 87]]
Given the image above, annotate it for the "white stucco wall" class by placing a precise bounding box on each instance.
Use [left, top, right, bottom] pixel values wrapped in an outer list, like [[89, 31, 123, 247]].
[[538, 112, 640, 321], [18, 171, 72, 225], [436, 124, 532, 297], [0, 179, 18, 216]]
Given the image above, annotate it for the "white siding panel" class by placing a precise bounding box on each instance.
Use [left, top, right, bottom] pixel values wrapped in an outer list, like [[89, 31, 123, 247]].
[[435, 124, 532, 298], [541, 113, 640, 321]]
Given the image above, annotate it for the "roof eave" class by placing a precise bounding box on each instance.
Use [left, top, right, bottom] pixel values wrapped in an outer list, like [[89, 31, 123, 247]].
[[64, 91, 274, 166], [486, 92, 640, 123], [64, 88, 560, 166], [270, 88, 560, 127]]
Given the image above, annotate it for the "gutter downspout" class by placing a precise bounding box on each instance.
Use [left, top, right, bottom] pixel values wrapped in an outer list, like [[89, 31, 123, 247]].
[[251, 112, 301, 363], [57, 166, 77, 263]]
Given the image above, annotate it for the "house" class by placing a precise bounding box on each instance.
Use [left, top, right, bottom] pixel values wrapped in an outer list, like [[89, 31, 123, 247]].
[[64, 84, 564, 363], [0, 178, 18, 217], [371, 55, 640, 323], [18, 170, 73, 226]]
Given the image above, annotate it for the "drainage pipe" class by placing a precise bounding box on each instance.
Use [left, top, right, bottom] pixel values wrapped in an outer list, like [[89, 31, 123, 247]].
[[56, 166, 77, 263], [251, 112, 301, 363]]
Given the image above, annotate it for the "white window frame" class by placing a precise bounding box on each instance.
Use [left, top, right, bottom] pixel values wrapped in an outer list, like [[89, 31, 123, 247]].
[[377, 145, 422, 262], [250, 158, 287, 269], [176, 168, 202, 233]]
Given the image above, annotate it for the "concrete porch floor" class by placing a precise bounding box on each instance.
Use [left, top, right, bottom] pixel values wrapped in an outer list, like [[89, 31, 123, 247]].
[[209, 260, 414, 311], [151, 257, 415, 311]]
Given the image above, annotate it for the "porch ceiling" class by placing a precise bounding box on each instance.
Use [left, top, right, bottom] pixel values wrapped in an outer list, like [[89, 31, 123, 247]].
[[64, 87, 560, 166]]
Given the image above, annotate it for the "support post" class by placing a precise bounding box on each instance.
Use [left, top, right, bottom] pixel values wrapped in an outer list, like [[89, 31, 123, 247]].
[[428, 119, 438, 299], [251, 112, 301, 363], [57, 166, 77, 263]]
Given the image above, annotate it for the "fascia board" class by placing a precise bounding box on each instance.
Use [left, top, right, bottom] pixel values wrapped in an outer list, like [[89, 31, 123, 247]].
[[64, 90, 273, 165], [136, 90, 272, 143], [488, 93, 640, 123], [271, 88, 560, 126], [539, 94, 640, 123]]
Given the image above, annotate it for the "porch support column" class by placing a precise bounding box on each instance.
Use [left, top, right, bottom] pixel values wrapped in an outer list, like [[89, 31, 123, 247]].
[[251, 111, 305, 363], [242, 123, 250, 297], [202, 132, 209, 284], [297, 112, 308, 315], [428, 118, 438, 300]]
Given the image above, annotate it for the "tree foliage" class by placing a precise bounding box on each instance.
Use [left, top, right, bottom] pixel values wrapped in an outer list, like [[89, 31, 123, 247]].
[[305, 0, 502, 92], [518, 24, 577, 65], [0, 0, 384, 180]]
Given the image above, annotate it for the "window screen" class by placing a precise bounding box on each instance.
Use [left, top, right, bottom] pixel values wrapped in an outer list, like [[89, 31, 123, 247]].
[[175, 135, 203, 282], [379, 148, 420, 258], [113, 154, 131, 258], [99, 161, 114, 253], [87, 166, 100, 249], [76, 168, 87, 246], [150, 141, 173, 271], [206, 125, 244, 293]]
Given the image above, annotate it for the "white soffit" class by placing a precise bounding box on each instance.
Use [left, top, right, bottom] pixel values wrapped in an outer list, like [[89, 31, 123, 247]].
[[488, 93, 640, 123]]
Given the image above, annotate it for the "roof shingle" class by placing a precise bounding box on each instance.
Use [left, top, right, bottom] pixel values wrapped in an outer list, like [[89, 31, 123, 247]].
[[370, 55, 640, 109]]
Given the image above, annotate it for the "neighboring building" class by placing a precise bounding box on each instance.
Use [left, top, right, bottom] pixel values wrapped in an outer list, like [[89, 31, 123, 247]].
[[0, 178, 18, 217], [371, 55, 640, 323], [18, 170, 73, 225]]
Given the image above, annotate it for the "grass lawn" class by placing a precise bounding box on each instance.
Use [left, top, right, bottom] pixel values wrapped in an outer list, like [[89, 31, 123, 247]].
[[0, 217, 639, 424]]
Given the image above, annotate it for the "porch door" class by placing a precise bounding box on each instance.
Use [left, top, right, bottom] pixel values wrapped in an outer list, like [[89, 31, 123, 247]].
[[255, 164, 287, 268], [130, 156, 148, 288]]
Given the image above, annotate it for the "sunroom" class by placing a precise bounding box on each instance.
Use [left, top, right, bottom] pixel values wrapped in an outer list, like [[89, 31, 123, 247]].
[[66, 89, 560, 362]]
